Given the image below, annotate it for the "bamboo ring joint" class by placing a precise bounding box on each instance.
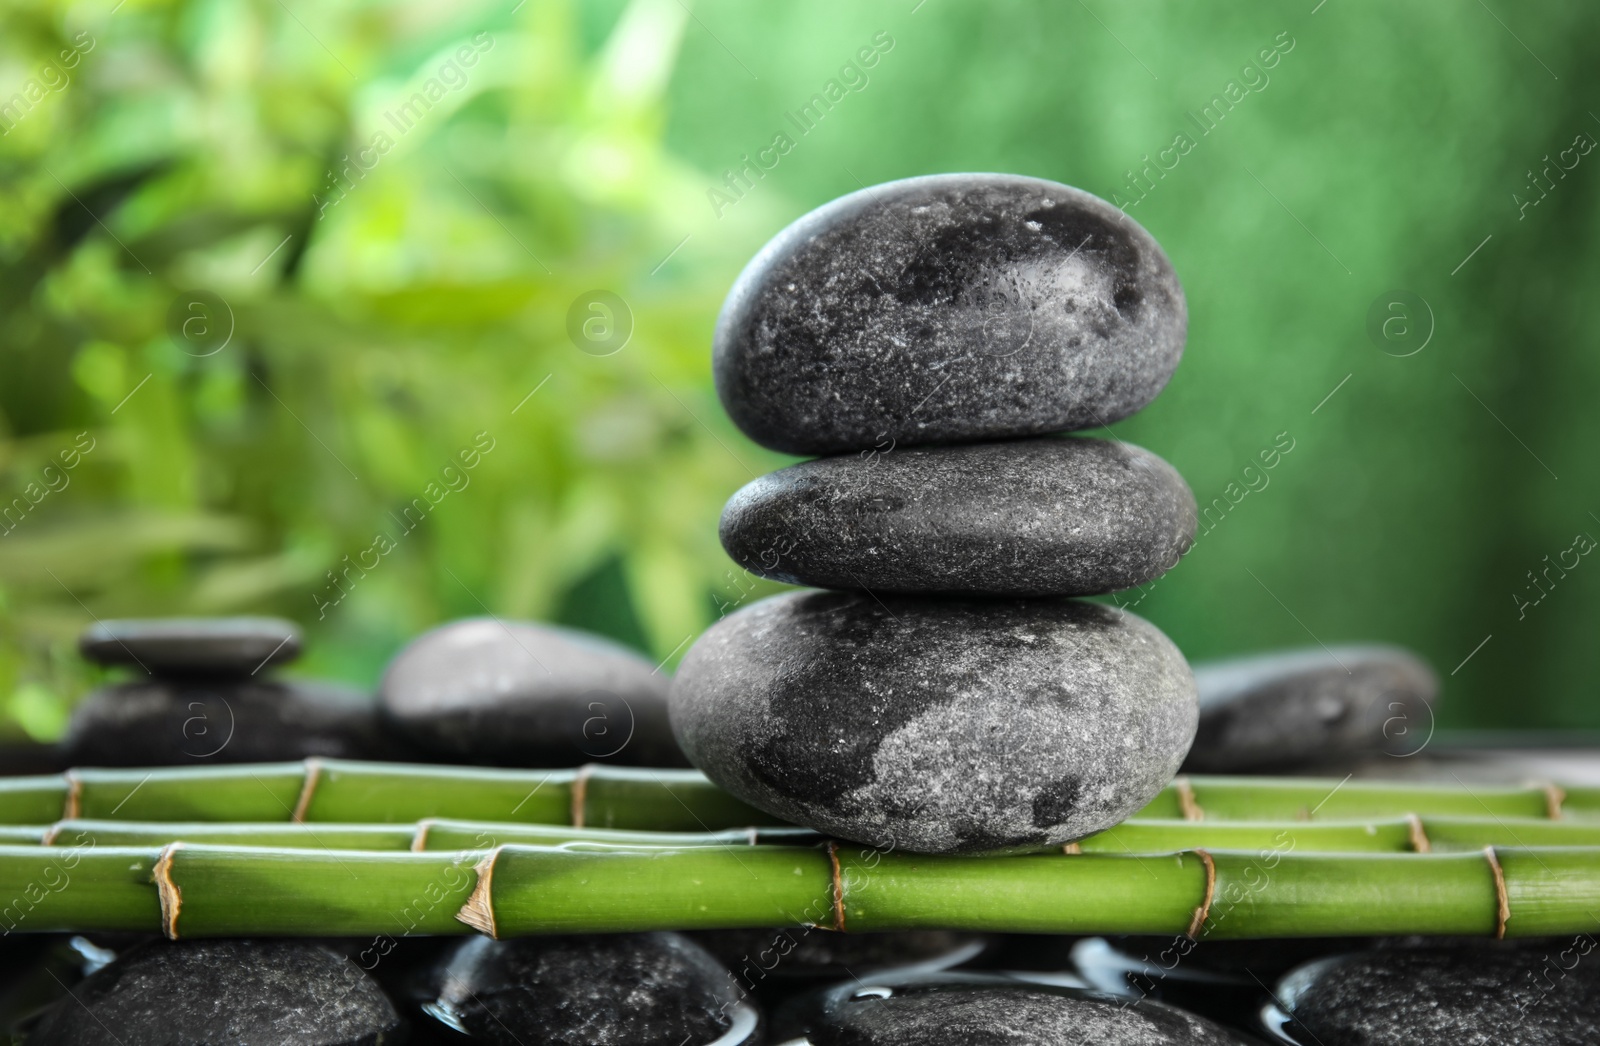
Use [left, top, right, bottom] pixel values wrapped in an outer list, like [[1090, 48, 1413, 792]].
[[154, 843, 183, 940], [291, 758, 323, 823], [62, 771, 83, 821], [1174, 776, 1204, 822], [1545, 783, 1567, 821], [827, 841, 847, 933], [570, 765, 595, 829], [1186, 849, 1216, 939], [1485, 845, 1510, 939], [1406, 813, 1432, 853]]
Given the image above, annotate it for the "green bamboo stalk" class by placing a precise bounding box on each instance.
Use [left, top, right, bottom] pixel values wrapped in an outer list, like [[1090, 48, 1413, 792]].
[[36, 819, 817, 851], [5, 841, 1592, 939], [4, 761, 1598, 829], [0, 760, 777, 829], [1078, 815, 1600, 854]]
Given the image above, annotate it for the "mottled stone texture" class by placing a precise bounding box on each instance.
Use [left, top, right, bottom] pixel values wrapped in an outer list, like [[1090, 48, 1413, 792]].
[[61, 678, 401, 765], [379, 617, 687, 767], [713, 173, 1187, 454], [79, 616, 302, 675], [1280, 944, 1600, 1046], [669, 591, 1196, 854], [425, 933, 752, 1046], [777, 977, 1255, 1045], [720, 437, 1194, 596], [24, 939, 404, 1045], [1183, 645, 1439, 773]]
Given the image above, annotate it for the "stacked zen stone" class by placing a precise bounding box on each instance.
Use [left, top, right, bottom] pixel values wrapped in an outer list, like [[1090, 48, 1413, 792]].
[[65, 617, 396, 765], [670, 173, 1201, 855]]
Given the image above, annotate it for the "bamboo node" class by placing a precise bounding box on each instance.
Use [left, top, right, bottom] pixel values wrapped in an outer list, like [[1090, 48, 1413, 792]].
[[745, 827, 760, 847], [571, 765, 595, 829], [291, 758, 323, 824], [1186, 849, 1216, 939], [154, 843, 183, 940], [827, 841, 847, 933], [62, 771, 82, 821], [1175, 776, 1204, 822], [40, 822, 63, 847], [1061, 841, 1082, 855], [456, 846, 503, 938], [411, 820, 434, 853], [1545, 783, 1567, 821], [1485, 846, 1510, 939], [1406, 813, 1432, 853]]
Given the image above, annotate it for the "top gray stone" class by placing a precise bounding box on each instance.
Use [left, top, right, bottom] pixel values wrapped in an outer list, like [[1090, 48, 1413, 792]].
[[379, 617, 686, 767], [78, 616, 302, 676], [1279, 945, 1600, 1045], [1183, 644, 1439, 773], [714, 173, 1187, 454]]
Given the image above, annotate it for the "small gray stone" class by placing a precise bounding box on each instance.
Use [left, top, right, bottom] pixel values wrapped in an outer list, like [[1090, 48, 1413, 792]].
[[24, 939, 404, 1045], [669, 591, 1196, 854], [379, 617, 687, 767], [777, 975, 1256, 1045], [1183, 645, 1439, 773], [720, 437, 1195, 596], [692, 929, 985, 983], [714, 173, 1187, 455], [423, 932, 757, 1046], [60, 678, 403, 765], [1278, 944, 1600, 1045], [79, 616, 302, 676]]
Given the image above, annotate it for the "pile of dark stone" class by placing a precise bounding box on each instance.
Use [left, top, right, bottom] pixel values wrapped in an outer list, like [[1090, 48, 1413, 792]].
[[668, 173, 1203, 854]]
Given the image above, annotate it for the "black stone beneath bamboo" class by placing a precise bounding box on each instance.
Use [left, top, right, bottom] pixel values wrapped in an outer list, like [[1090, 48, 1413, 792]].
[[713, 173, 1187, 455], [773, 975, 1256, 1045], [1277, 944, 1600, 1046], [669, 591, 1197, 854], [21, 939, 404, 1045], [720, 437, 1195, 596], [422, 932, 756, 1046], [379, 617, 688, 767]]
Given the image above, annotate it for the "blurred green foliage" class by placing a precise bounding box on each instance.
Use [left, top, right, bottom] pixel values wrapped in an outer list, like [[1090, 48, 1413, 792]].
[[2, 0, 1598, 741]]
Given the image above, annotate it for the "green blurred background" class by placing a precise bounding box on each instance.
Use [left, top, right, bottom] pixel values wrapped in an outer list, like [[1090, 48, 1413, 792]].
[[1, 0, 1596, 743]]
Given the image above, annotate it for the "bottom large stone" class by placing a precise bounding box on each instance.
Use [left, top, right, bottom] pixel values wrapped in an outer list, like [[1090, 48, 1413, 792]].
[[669, 591, 1196, 854]]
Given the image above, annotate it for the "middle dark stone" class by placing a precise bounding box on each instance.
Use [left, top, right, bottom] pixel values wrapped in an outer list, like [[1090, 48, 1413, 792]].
[[720, 437, 1195, 596]]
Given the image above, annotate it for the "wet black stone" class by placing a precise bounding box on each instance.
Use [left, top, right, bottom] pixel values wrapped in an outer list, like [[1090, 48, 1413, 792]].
[[379, 617, 687, 767], [78, 616, 302, 676], [1183, 645, 1439, 773], [1278, 943, 1600, 1045], [774, 973, 1256, 1045], [23, 939, 404, 1045], [669, 591, 1196, 854], [422, 932, 755, 1046], [60, 678, 402, 766], [713, 173, 1187, 455], [720, 437, 1195, 596]]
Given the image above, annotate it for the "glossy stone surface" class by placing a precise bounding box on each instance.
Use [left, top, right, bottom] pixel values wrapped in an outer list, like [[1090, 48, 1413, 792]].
[[713, 173, 1187, 454], [23, 939, 404, 1045], [1278, 944, 1600, 1045], [423, 932, 755, 1046], [1183, 645, 1439, 773], [670, 591, 1196, 854], [693, 929, 985, 983], [379, 617, 686, 767], [78, 616, 302, 676], [720, 437, 1195, 596], [775, 975, 1255, 1045], [60, 678, 402, 765]]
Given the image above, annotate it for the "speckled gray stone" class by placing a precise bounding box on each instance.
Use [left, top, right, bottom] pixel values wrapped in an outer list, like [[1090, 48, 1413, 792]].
[[60, 678, 403, 765], [1278, 944, 1600, 1045], [720, 437, 1195, 596], [1182, 645, 1439, 773], [669, 591, 1196, 854], [713, 173, 1187, 455], [23, 939, 404, 1045], [79, 616, 302, 675], [423, 933, 756, 1046], [776, 975, 1255, 1045], [379, 617, 687, 767]]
